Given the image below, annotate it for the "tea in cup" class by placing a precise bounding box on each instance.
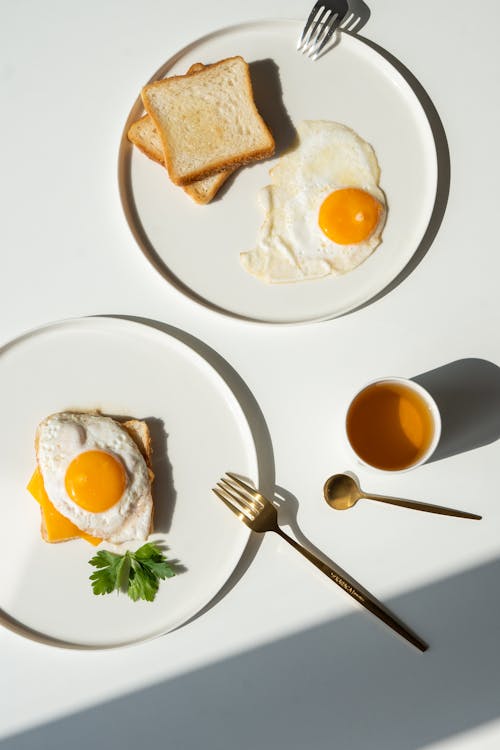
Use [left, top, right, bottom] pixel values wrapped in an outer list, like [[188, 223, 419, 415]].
[[345, 377, 441, 472]]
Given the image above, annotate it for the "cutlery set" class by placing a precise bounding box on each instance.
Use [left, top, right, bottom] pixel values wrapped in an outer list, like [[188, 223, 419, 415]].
[[213, 470, 481, 651]]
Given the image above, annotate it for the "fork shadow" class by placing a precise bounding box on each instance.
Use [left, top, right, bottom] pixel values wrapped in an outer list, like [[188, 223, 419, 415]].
[[312, 0, 372, 61]]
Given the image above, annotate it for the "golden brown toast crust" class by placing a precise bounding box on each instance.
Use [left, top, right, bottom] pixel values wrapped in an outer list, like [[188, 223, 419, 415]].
[[128, 63, 235, 204], [141, 55, 275, 186], [128, 114, 165, 165], [128, 63, 207, 167]]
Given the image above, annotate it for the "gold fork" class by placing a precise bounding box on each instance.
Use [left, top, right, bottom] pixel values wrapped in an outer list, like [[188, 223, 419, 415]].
[[213, 472, 427, 652]]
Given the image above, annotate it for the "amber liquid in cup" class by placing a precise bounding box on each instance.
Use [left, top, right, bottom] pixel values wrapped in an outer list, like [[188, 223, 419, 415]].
[[346, 381, 436, 471]]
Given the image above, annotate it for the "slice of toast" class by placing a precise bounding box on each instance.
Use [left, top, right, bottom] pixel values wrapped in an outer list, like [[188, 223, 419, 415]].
[[127, 113, 166, 165], [34, 414, 154, 544], [128, 63, 234, 204], [141, 56, 275, 186], [108, 418, 154, 543], [122, 418, 154, 479]]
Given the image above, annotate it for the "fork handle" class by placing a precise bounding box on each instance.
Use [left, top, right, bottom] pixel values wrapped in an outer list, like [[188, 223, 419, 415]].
[[274, 528, 427, 652]]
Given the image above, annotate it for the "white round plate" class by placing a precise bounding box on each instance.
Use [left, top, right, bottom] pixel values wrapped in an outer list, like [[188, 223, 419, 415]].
[[120, 19, 438, 324], [0, 317, 255, 648]]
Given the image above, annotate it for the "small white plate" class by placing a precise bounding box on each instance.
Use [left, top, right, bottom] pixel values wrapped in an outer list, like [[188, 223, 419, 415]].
[[120, 19, 439, 324], [0, 317, 256, 648]]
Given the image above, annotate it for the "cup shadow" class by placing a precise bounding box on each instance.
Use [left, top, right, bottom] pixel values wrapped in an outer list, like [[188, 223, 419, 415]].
[[413, 358, 500, 462]]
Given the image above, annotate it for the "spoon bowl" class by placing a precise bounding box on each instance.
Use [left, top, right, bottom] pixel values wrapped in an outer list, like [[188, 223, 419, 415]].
[[323, 474, 362, 510], [323, 473, 481, 519]]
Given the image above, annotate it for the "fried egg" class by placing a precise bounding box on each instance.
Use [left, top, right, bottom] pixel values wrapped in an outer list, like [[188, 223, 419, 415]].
[[36, 413, 152, 543], [240, 121, 386, 283]]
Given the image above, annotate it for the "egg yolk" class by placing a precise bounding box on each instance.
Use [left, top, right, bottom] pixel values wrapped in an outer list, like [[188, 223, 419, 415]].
[[318, 188, 382, 245], [65, 450, 126, 512]]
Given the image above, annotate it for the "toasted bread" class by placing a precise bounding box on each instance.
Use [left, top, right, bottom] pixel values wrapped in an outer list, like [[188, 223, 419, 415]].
[[128, 63, 234, 204], [127, 114, 165, 165], [33, 413, 154, 545], [141, 56, 275, 186], [122, 418, 154, 479], [128, 114, 233, 204]]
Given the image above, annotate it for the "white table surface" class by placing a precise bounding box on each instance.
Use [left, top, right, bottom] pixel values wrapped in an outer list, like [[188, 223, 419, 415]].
[[1, 1, 500, 748]]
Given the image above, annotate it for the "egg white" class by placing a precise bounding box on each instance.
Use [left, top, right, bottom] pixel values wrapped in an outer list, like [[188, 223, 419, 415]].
[[241, 121, 387, 284], [36, 412, 152, 542]]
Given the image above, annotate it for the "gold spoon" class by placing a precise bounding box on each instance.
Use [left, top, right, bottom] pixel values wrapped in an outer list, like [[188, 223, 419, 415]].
[[323, 474, 482, 520]]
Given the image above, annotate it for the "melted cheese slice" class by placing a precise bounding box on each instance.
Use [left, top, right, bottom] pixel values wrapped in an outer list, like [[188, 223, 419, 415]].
[[27, 467, 101, 546]]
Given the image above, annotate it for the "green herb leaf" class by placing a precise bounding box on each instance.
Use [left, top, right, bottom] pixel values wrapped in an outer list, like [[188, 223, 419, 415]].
[[140, 558, 176, 580], [128, 559, 159, 602], [89, 549, 122, 569], [134, 543, 175, 580], [133, 542, 164, 561], [88, 544, 176, 602], [89, 550, 125, 595]]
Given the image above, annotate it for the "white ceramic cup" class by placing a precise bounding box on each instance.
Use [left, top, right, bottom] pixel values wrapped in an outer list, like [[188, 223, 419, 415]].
[[345, 376, 442, 473]]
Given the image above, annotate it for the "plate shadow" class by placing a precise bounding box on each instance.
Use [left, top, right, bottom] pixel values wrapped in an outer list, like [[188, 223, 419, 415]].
[[351, 32, 451, 313], [102, 315, 276, 626]]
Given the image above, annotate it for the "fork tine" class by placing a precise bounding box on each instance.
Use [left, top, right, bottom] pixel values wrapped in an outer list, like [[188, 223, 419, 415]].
[[212, 487, 253, 525], [216, 479, 260, 518], [299, 7, 331, 55], [219, 478, 262, 513], [225, 472, 265, 505], [303, 8, 333, 56], [297, 1, 325, 50], [308, 12, 341, 60]]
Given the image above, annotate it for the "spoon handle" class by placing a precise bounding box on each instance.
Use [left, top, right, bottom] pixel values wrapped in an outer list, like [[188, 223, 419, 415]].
[[364, 493, 481, 520]]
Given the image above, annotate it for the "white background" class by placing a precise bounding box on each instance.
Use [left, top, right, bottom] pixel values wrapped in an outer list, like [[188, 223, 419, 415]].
[[1, 1, 500, 749]]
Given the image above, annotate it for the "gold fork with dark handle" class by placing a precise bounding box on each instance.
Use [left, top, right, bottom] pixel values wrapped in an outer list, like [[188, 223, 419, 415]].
[[213, 472, 427, 653]]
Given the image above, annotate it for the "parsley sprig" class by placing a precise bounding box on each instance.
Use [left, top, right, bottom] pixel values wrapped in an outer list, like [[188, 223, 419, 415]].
[[89, 543, 175, 602]]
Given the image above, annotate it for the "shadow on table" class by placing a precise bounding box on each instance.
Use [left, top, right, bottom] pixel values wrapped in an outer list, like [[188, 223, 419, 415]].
[[413, 358, 500, 462], [4, 555, 500, 750], [350, 34, 451, 313]]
